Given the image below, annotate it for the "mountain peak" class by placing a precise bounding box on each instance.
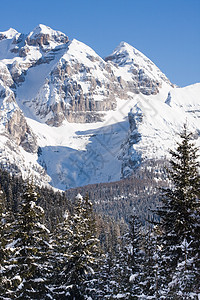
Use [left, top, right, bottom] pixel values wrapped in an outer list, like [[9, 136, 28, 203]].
[[105, 41, 172, 88], [26, 24, 69, 48], [108, 41, 149, 64], [67, 38, 103, 60], [0, 24, 199, 190], [117, 41, 134, 49], [28, 24, 64, 37], [0, 28, 18, 39]]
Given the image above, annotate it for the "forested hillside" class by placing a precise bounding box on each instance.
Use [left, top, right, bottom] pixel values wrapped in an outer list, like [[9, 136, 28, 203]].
[[0, 126, 199, 299], [65, 159, 168, 224]]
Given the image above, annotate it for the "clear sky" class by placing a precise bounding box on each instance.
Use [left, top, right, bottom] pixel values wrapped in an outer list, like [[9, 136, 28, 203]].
[[0, 0, 199, 87]]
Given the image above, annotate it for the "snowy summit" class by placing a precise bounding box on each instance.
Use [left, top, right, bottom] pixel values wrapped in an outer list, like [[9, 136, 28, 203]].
[[0, 24, 199, 190]]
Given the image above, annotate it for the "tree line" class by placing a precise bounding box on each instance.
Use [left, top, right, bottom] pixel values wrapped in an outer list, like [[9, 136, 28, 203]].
[[0, 124, 199, 299]]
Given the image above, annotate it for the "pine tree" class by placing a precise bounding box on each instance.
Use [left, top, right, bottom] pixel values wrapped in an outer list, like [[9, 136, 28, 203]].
[[128, 210, 145, 298], [53, 193, 101, 299], [168, 237, 198, 299], [93, 223, 123, 299], [1, 181, 52, 299], [0, 186, 6, 267], [140, 224, 163, 299], [0, 186, 8, 295], [94, 236, 130, 299], [109, 240, 130, 299], [0, 185, 14, 297], [156, 124, 200, 298], [50, 210, 72, 299], [100, 210, 144, 299]]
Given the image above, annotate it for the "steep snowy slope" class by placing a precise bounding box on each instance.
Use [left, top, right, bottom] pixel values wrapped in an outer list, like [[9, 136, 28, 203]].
[[17, 38, 120, 125], [121, 84, 200, 178], [24, 83, 198, 189], [165, 83, 200, 117], [0, 70, 48, 185], [0, 25, 173, 126], [0, 24, 199, 190], [105, 41, 173, 94]]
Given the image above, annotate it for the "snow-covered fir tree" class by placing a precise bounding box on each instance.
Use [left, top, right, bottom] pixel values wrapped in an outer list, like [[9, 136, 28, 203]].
[[0, 186, 6, 264], [1, 181, 52, 299], [107, 240, 130, 298], [128, 210, 145, 298], [168, 237, 198, 299], [0, 185, 14, 297], [97, 210, 144, 299], [50, 210, 72, 299], [140, 224, 163, 299], [155, 124, 200, 298], [52, 193, 102, 299], [0, 187, 8, 295]]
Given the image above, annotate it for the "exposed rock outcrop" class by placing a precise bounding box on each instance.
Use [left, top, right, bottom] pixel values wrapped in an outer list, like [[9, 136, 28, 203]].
[[6, 109, 38, 153], [26, 24, 69, 49], [121, 106, 143, 178], [105, 41, 173, 96], [0, 62, 14, 87], [0, 81, 37, 153], [0, 25, 173, 126]]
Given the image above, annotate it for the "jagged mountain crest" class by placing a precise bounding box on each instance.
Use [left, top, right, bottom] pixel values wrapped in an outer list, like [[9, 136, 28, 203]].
[[26, 24, 69, 48], [0, 28, 19, 40], [0, 24, 199, 190], [0, 25, 173, 126], [105, 41, 173, 92]]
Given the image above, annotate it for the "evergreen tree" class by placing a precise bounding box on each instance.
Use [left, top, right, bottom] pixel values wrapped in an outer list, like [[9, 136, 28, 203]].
[[168, 237, 198, 299], [128, 210, 145, 299], [50, 210, 72, 299], [1, 181, 52, 299], [53, 193, 101, 299], [0, 187, 8, 294], [140, 225, 162, 299], [92, 225, 124, 299], [156, 124, 200, 298], [94, 237, 130, 299], [0, 185, 14, 297], [100, 210, 144, 299], [108, 240, 130, 299], [0, 186, 6, 267]]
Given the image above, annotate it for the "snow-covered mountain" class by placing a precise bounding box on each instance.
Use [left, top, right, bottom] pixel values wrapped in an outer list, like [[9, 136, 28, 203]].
[[0, 24, 199, 189]]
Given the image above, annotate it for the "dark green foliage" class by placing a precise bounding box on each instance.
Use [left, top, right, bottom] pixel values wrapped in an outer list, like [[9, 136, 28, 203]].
[[0, 186, 6, 261], [0, 167, 73, 231], [140, 225, 162, 299], [65, 159, 167, 225], [96, 211, 144, 299], [155, 124, 200, 298], [93, 239, 129, 299], [128, 211, 144, 298], [0, 185, 14, 297], [0, 186, 7, 293], [1, 181, 52, 299], [0, 125, 199, 299], [51, 194, 102, 299]]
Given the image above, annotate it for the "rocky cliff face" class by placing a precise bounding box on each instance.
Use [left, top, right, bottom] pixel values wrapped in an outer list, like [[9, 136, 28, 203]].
[[6, 109, 37, 153], [121, 106, 143, 178], [26, 24, 69, 48], [0, 62, 14, 87], [1, 25, 69, 86], [0, 79, 37, 153], [0, 24, 199, 190], [105, 42, 173, 95], [30, 39, 124, 125], [0, 25, 173, 126]]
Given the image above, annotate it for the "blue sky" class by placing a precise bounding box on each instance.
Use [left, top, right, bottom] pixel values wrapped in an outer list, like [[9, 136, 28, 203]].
[[1, 0, 199, 87]]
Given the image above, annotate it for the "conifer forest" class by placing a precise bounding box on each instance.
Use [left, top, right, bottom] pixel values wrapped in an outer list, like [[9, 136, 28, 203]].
[[0, 126, 199, 299]]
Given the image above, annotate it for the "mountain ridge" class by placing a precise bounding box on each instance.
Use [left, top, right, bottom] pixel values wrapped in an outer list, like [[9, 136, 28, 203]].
[[0, 24, 199, 190]]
